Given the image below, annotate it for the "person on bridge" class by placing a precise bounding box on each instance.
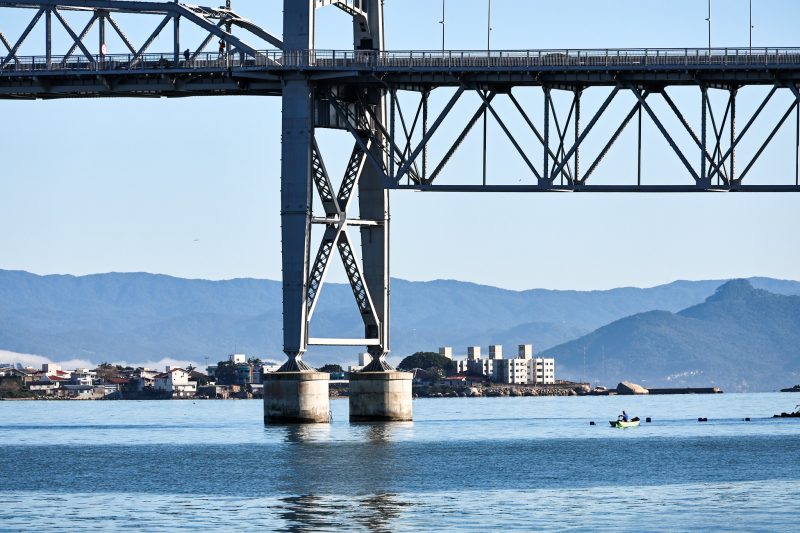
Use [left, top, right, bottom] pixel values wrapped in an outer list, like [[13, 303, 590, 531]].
[[218, 39, 225, 59], [183, 49, 190, 63]]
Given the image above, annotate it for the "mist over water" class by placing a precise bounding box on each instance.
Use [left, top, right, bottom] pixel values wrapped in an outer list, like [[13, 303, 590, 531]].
[[2, 394, 799, 531]]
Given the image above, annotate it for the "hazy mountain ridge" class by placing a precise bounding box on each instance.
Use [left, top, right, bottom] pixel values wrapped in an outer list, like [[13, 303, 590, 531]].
[[543, 279, 800, 392], [1, 270, 798, 375]]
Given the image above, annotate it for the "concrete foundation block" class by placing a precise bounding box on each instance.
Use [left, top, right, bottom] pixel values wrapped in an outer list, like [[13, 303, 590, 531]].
[[349, 371, 413, 422], [263, 372, 330, 424]]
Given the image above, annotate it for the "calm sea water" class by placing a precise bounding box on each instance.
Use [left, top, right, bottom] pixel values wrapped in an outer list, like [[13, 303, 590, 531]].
[[1, 393, 799, 531]]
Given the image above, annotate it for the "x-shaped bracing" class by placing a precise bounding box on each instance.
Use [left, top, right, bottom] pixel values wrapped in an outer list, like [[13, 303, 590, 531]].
[[359, 84, 800, 190], [0, 1, 281, 70], [305, 136, 382, 346]]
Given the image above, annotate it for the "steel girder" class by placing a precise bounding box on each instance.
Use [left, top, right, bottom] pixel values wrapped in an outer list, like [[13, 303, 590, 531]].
[[0, 1, 281, 72], [329, 82, 800, 192], [1, 1, 799, 373]]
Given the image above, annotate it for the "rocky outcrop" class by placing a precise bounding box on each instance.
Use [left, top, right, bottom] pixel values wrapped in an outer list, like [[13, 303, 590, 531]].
[[616, 381, 649, 395], [412, 383, 584, 398]]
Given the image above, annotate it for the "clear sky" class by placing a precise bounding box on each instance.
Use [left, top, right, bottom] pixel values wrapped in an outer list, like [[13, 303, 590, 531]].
[[1, 0, 799, 290]]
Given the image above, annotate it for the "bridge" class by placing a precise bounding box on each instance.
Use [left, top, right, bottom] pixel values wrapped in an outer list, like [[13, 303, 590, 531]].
[[2, 1, 799, 422]]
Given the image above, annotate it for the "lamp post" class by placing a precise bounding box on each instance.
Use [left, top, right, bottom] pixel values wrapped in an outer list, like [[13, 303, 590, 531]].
[[439, 0, 445, 51], [706, 0, 711, 50], [487, 0, 492, 51], [749, 0, 753, 51], [483, 0, 492, 185]]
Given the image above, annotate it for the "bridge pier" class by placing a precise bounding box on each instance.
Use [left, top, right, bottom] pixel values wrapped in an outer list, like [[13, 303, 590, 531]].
[[349, 370, 413, 422], [263, 372, 330, 424], [265, 0, 330, 425]]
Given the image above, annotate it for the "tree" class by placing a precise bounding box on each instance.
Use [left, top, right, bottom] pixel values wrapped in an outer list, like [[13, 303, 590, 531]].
[[318, 364, 344, 373], [189, 371, 210, 386], [397, 352, 457, 375], [248, 357, 263, 365], [214, 360, 238, 385], [95, 363, 121, 382]]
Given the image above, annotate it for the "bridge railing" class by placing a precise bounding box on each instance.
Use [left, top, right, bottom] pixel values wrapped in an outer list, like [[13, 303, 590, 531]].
[[0, 51, 282, 72], [310, 47, 800, 69], [3, 47, 800, 73]]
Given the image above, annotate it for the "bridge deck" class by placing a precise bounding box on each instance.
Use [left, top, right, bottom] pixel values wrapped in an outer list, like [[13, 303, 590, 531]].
[[2, 48, 800, 98]]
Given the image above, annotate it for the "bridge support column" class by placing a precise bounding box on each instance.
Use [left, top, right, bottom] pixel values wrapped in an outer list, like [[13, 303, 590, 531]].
[[346, 0, 413, 422], [349, 371, 413, 422], [267, 0, 329, 425], [264, 372, 330, 424]]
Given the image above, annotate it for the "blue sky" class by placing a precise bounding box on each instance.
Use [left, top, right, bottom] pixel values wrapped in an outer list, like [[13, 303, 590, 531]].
[[1, 0, 799, 290]]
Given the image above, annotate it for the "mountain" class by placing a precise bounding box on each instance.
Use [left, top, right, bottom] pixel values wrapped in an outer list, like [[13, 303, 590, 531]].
[[543, 280, 800, 392], [1, 269, 798, 371]]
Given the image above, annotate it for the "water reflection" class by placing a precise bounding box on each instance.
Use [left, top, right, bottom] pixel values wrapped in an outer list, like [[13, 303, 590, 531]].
[[266, 423, 332, 443], [276, 494, 345, 532], [276, 493, 412, 533], [352, 421, 414, 443], [352, 493, 411, 532]]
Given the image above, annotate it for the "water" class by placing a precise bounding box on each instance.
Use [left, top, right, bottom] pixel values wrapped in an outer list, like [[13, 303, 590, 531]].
[[1, 393, 799, 531]]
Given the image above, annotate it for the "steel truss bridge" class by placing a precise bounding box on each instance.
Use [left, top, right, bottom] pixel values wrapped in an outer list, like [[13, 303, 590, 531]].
[[2, 1, 799, 369]]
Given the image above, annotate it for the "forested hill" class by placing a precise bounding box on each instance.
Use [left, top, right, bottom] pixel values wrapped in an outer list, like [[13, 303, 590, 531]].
[[1, 269, 798, 371], [543, 280, 800, 392]]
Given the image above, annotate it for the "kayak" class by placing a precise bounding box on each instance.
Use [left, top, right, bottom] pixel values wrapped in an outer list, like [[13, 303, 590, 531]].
[[610, 419, 640, 428]]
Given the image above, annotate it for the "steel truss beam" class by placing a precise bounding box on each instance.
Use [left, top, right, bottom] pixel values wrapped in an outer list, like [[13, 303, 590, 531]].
[[328, 83, 800, 192], [0, 1, 281, 71], [2, 1, 800, 372]]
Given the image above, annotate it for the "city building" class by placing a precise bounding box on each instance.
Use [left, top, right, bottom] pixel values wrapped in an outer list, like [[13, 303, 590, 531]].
[[439, 346, 453, 360], [493, 357, 529, 384], [70, 369, 97, 386], [452, 346, 481, 374], [527, 358, 556, 385], [465, 345, 503, 378], [229, 353, 247, 364], [154, 367, 197, 398], [27, 375, 62, 396], [130, 368, 160, 391], [488, 345, 556, 385], [348, 352, 372, 372]]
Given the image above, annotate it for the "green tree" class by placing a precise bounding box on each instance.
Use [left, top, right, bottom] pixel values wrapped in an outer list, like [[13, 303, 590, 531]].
[[214, 360, 238, 385], [0, 377, 34, 398], [397, 352, 457, 375], [189, 371, 210, 386], [95, 363, 120, 382], [318, 364, 344, 373]]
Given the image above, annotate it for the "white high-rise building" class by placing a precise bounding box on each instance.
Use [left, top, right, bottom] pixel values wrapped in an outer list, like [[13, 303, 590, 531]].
[[348, 352, 372, 372], [493, 358, 529, 384], [518, 344, 533, 359], [527, 358, 556, 385], [439, 346, 453, 360]]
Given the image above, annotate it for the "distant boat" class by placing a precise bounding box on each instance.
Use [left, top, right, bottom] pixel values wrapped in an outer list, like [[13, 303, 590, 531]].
[[610, 417, 640, 428]]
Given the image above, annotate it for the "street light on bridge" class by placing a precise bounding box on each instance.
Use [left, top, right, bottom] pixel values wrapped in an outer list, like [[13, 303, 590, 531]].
[[439, 0, 445, 51]]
